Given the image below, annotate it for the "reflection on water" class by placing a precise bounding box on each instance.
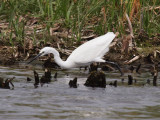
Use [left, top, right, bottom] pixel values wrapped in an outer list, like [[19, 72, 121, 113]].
[[0, 65, 160, 120]]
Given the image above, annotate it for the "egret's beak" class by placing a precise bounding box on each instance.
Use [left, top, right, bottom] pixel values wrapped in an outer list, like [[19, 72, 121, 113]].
[[28, 52, 43, 64]]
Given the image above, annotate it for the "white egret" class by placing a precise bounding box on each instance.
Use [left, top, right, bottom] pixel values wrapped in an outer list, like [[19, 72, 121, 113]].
[[28, 32, 123, 75]]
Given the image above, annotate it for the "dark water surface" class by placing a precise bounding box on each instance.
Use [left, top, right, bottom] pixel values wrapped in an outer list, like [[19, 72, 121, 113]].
[[0, 65, 160, 120]]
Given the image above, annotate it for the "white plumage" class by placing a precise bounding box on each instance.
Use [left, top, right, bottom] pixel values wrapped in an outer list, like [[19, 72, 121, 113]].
[[29, 32, 116, 69]]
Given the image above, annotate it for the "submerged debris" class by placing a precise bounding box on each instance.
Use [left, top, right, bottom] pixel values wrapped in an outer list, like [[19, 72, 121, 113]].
[[84, 71, 106, 88], [153, 70, 158, 87], [69, 77, 78, 88], [128, 75, 133, 85], [44, 68, 51, 82], [146, 79, 150, 85], [40, 68, 51, 86], [108, 80, 117, 87], [150, 63, 158, 86], [33, 69, 52, 88], [113, 80, 117, 87], [27, 77, 32, 82], [0, 77, 15, 89], [34, 70, 39, 88], [54, 72, 58, 79], [121, 78, 124, 83]]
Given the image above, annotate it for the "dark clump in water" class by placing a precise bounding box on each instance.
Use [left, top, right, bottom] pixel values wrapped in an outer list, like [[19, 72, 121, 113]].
[[152, 64, 158, 86], [27, 77, 32, 82], [44, 68, 51, 82], [108, 80, 117, 87], [84, 71, 106, 88], [69, 77, 78, 88], [40, 68, 51, 86], [0, 77, 15, 89], [33, 69, 52, 88], [54, 72, 58, 79], [147, 79, 150, 84], [128, 75, 133, 85], [34, 70, 39, 88], [153, 72, 158, 86]]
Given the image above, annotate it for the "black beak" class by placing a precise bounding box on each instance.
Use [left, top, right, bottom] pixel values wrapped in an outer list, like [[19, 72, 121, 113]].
[[28, 53, 43, 64]]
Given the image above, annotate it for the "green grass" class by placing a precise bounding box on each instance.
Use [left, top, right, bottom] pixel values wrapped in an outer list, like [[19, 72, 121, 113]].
[[0, 0, 159, 47]]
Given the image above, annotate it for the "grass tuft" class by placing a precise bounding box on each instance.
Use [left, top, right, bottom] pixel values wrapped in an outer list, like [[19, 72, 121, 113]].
[[0, 0, 159, 46]]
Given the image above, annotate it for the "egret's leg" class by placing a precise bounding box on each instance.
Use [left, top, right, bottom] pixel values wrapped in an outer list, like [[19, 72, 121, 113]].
[[105, 61, 124, 76]]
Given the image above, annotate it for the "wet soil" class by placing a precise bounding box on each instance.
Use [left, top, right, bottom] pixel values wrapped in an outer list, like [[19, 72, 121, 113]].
[[0, 46, 16, 65], [1, 34, 160, 71], [0, 44, 159, 67]]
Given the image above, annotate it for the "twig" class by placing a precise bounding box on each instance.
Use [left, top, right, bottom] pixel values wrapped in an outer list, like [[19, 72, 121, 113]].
[[125, 13, 134, 38], [144, 6, 160, 11], [124, 55, 140, 64], [125, 13, 136, 49], [81, 34, 96, 40], [52, 32, 72, 39]]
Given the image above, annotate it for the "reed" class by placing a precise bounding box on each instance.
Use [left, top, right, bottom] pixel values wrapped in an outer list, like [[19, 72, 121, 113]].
[[0, 0, 159, 46]]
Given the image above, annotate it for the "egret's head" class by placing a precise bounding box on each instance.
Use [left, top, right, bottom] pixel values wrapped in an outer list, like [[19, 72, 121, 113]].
[[28, 47, 53, 64], [39, 47, 53, 56]]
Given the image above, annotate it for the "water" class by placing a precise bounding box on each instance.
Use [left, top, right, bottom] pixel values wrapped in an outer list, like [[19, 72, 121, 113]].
[[0, 65, 160, 120]]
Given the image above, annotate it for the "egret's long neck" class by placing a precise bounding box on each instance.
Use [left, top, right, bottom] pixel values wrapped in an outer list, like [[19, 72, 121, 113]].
[[50, 48, 68, 68]]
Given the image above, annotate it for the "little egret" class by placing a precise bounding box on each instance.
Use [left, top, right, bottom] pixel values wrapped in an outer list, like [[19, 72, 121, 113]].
[[28, 32, 123, 75]]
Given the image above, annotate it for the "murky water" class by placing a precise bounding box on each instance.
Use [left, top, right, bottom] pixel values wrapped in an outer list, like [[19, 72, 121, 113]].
[[0, 65, 160, 120]]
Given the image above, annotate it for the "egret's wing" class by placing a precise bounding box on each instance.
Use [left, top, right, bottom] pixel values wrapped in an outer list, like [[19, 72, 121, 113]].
[[66, 32, 115, 65]]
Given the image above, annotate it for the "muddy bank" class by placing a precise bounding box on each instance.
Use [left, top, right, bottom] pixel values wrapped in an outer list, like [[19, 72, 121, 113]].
[[0, 46, 16, 65], [0, 43, 160, 67]]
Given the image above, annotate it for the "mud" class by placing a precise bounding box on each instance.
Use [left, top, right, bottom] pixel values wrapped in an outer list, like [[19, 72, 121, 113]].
[[0, 46, 16, 65], [0, 42, 160, 69]]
